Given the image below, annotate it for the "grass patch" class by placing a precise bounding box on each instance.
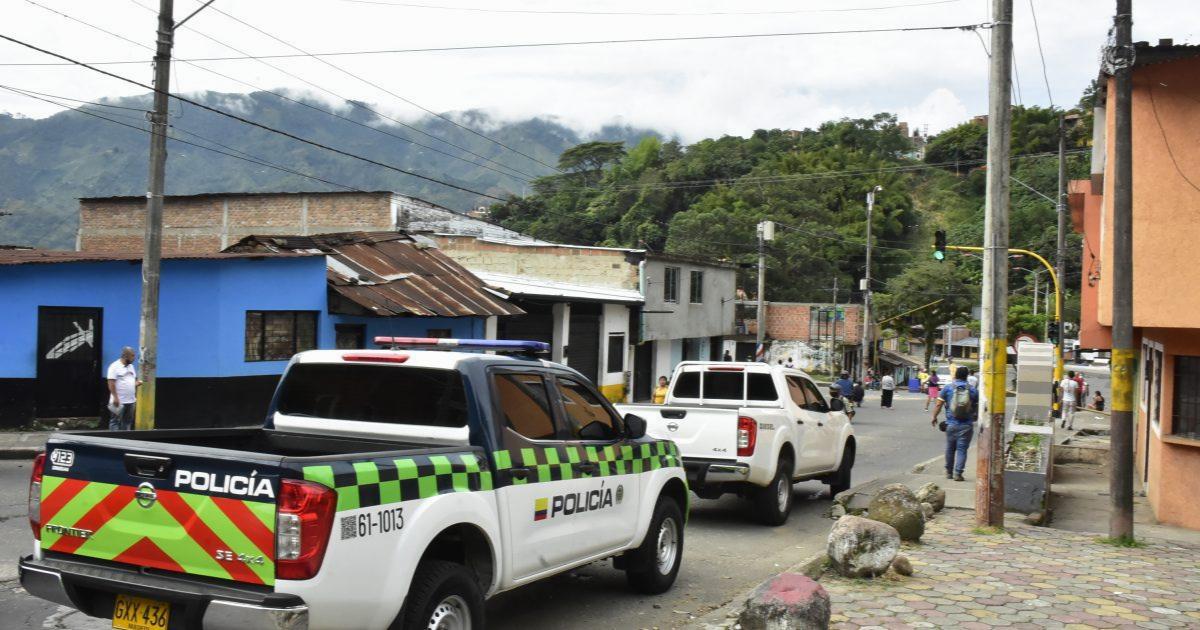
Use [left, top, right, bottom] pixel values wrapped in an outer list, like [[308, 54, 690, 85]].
[[971, 525, 1008, 536], [1096, 536, 1146, 548]]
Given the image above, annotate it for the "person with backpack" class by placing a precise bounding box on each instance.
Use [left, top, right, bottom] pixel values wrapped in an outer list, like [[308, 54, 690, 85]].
[[931, 366, 978, 482]]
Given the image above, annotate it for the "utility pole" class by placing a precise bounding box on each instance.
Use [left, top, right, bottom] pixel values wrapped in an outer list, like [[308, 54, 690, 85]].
[[133, 0, 213, 431], [861, 186, 881, 381], [1109, 0, 1135, 541], [1055, 113, 1068, 402], [976, 0, 1013, 527], [134, 0, 175, 431], [1033, 270, 1040, 316], [756, 220, 774, 362], [831, 276, 840, 375]]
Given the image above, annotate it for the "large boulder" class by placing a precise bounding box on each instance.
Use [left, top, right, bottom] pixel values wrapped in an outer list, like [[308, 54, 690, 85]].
[[826, 515, 901, 578], [867, 483, 926, 541], [915, 482, 947, 512], [738, 573, 831, 630]]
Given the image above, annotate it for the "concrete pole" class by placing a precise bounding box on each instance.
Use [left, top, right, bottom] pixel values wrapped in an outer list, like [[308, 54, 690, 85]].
[[976, 0, 1013, 527], [1055, 113, 1068, 385], [134, 0, 174, 431], [831, 277, 840, 375], [861, 187, 879, 381], [756, 221, 769, 361], [1109, 0, 1135, 540]]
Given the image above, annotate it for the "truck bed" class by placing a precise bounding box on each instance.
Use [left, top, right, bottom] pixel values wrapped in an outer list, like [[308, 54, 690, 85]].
[[61, 427, 438, 460]]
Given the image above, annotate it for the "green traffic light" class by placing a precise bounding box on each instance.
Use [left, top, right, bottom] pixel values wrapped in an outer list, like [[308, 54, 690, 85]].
[[933, 251, 945, 261]]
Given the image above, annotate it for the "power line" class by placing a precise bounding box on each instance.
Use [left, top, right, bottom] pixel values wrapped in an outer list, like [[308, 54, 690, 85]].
[[0, 32, 508, 201], [25, 0, 537, 184], [0, 22, 993, 66], [338, 0, 969, 17], [1027, 0, 1054, 107], [200, 2, 562, 174]]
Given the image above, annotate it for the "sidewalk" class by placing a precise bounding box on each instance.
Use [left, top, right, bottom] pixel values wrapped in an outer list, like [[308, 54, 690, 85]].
[[0, 431, 49, 459], [823, 508, 1200, 629]]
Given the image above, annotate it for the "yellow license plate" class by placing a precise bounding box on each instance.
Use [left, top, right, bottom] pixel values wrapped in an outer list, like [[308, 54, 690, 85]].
[[112, 594, 170, 630]]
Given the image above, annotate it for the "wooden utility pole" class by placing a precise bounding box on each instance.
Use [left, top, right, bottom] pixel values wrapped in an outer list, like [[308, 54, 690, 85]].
[[134, 0, 175, 431], [976, 0, 1013, 527], [1109, 0, 1135, 540]]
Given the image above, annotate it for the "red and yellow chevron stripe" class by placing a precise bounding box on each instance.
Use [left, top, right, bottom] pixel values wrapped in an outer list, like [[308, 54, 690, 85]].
[[39, 475, 276, 586]]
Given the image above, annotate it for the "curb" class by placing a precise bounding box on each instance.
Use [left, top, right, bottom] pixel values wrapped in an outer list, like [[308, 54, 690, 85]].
[[0, 447, 43, 460]]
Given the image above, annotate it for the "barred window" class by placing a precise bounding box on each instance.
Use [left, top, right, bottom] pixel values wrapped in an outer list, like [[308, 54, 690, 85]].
[[1172, 356, 1200, 439], [246, 311, 318, 361], [663, 267, 680, 303], [689, 270, 704, 303]]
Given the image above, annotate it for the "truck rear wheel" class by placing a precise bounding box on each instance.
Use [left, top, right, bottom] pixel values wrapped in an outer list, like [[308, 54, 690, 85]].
[[753, 460, 793, 526], [625, 497, 684, 594], [399, 560, 484, 630]]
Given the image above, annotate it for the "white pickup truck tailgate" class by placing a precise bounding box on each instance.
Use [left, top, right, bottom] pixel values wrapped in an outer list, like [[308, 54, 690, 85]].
[[615, 404, 739, 460]]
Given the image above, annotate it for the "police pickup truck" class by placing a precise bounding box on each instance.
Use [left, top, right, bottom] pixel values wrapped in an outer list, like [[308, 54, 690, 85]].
[[616, 362, 854, 526], [20, 338, 688, 630]]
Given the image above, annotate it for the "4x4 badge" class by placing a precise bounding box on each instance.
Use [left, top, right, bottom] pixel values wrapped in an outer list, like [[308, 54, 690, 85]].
[[135, 482, 158, 509]]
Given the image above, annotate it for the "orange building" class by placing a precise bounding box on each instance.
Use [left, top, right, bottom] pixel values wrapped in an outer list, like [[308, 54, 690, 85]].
[[1070, 41, 1200, 530]]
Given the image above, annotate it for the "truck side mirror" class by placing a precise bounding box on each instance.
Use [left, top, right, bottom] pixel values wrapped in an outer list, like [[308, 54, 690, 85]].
[[624, 414, 647, 440], [828, 398, 845, 413]]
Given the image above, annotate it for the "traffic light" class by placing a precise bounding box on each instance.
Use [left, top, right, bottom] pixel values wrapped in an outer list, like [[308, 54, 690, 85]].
[[1047, 321, 1059, 344], [933, 230, 947, 261]]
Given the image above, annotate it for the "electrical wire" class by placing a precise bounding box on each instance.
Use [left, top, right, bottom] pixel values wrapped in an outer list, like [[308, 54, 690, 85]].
[[0, 22, 993, 66], [0, 32, 508, 201], [199, 2, 562, 173], [337, 0, 969, 17], [1027, 0, 1054, 108], [1148, 85, 1200, 194]]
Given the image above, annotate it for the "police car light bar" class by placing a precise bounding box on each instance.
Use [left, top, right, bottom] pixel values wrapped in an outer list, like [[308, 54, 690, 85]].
[[373, 337, 551, 355]]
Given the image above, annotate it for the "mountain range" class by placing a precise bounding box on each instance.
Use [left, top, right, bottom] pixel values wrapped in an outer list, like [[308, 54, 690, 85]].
[[0, 90, 659, 248]]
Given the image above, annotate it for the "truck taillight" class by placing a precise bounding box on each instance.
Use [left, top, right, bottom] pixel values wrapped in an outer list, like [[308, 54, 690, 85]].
[[276, 479, 336, 580], [737, 416, 757, 457], [29, 453, 45, 540]]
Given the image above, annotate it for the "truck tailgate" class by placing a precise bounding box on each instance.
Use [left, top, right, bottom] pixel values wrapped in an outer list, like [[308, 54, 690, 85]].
[[615, 404, 740, 459], [37, 437, 280, 587]]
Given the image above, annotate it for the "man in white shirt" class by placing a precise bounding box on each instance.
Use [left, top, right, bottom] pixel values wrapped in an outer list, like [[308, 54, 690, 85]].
[[880, 372, 896, 409], [106, 346, 140, 431], [967, 370, 979, 389], [1059, 370, 1080, 430]]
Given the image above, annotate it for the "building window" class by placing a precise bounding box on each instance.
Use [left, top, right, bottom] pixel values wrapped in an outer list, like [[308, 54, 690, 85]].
[[335, 324, 365, 350], [607, 333, 625, 373], [663, 267, 680, 303], [427, 328, 452, 338], [689, 270, 704, 303], [1172, 356, 1200, 439], [245, 311, 318, 361]]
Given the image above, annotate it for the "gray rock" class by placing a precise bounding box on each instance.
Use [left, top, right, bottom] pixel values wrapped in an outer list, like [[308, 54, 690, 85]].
[[914, 482, 946, 511], [738, 572, 831, 630], [867, 483, 926, 542], [1024, 510, 1047, 526], [832, 489, 853, 507], [826, 515, 901, 578], [830, 504, 847, 519], [920, 502, 935, 520], [892, 555, 914, 576]]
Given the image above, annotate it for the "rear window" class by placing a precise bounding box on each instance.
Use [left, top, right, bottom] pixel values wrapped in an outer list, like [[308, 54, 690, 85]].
[[673, 372, 700, 398], [704, 372, 744, 399], [747, 373, 778, 401], [276, 363, 468, 427], [670, 370, 777, 401]]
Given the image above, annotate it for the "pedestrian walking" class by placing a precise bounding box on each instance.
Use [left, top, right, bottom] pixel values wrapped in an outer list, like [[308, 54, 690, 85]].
[[931, 366, 978, 481], [722, 349, 732, 362], [653, 376, 669, 404], [924, 371, 941, 411], [967, 369, 979, 389], [880, 371, 895, 409], [1059, 370, 1080, 430], [106, 346, 140, 431], [851, 380, 865, 406]]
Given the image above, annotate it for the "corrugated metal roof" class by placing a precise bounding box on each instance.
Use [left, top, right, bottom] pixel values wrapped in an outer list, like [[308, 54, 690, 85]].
[[79, 190, 396, 203], [0, 249, 319, 266], [473, 271, 644, 304], [227, 232, 523, 318]]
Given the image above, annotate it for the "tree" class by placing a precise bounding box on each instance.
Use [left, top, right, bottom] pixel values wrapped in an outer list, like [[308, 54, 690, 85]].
[[556, 141, 626, 185], [874, 259, 977, 370]]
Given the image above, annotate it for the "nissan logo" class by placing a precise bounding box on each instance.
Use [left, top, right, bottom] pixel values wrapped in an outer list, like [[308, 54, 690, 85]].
[[666, 422, 679, 432], [135, 482, 158, 509]]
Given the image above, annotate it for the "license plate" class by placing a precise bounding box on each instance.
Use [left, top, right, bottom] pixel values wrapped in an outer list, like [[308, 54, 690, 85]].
[[112, 594, 170, 630]]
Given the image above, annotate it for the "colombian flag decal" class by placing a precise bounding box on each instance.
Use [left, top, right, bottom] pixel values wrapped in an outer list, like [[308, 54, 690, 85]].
[[534, 497, 548, 521]]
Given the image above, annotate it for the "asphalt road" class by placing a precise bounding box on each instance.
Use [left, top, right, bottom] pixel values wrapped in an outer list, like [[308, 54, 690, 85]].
[[0, 391, 941, 630]]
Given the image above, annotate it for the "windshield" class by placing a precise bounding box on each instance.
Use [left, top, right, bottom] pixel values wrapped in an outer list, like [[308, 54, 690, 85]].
[[276, 363, 468, 427]]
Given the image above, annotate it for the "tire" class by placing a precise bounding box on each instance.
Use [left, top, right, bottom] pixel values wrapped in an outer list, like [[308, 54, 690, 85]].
[[752, 460, 793, 526], [398, 560, 485, 630], [625, 497, 685, 594], [827, 444, 855, 497]]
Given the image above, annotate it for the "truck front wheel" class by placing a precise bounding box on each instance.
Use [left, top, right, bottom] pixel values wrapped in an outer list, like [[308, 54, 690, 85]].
[[752, 460, 793, 526], [624, 497, 685, 594], [399, 560, 484, 630]]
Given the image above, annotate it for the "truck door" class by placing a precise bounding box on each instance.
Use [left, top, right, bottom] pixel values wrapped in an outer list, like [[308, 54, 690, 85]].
[[551, 375, 642, 554], [796, 377, 838, 472], [490, 369, 596, 581]]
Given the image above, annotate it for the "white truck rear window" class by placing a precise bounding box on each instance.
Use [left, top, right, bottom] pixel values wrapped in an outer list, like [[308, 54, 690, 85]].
[[277, 364, 468, 427]]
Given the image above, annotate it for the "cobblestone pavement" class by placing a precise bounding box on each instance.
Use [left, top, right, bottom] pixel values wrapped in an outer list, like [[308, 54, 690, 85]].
[[822, 510, 1200, 629]]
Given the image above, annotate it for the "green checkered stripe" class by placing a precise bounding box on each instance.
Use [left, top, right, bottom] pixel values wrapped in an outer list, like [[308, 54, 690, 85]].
[[491, 440, 682, 486], [302, 452, 493, 512]]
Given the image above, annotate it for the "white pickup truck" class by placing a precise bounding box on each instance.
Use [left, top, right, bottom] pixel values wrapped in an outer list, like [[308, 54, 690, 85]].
[[20, 338, 688, 630], [616, 362, 855, 526]]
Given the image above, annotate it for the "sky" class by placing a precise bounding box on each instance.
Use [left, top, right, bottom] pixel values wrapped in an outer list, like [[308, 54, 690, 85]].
[[0, 0, 1196, 141]]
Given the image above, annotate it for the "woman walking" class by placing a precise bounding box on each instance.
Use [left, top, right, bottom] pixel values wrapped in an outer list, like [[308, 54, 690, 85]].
[[880, 371, 895, 409], [924, 371, 941, 411]]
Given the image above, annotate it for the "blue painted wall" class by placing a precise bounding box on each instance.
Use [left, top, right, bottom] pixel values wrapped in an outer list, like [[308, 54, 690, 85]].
[[0, 256, 332, 379], [329, 315, 486, 347]]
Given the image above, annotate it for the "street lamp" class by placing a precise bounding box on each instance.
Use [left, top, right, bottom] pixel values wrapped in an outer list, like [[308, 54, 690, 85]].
[[862, 186, 882, 381]]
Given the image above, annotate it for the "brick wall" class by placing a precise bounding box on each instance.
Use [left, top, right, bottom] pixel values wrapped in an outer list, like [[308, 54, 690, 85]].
[[78, 192, 395, 253], [432, 236, 639, 291], [763, 302, 863, 344]]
